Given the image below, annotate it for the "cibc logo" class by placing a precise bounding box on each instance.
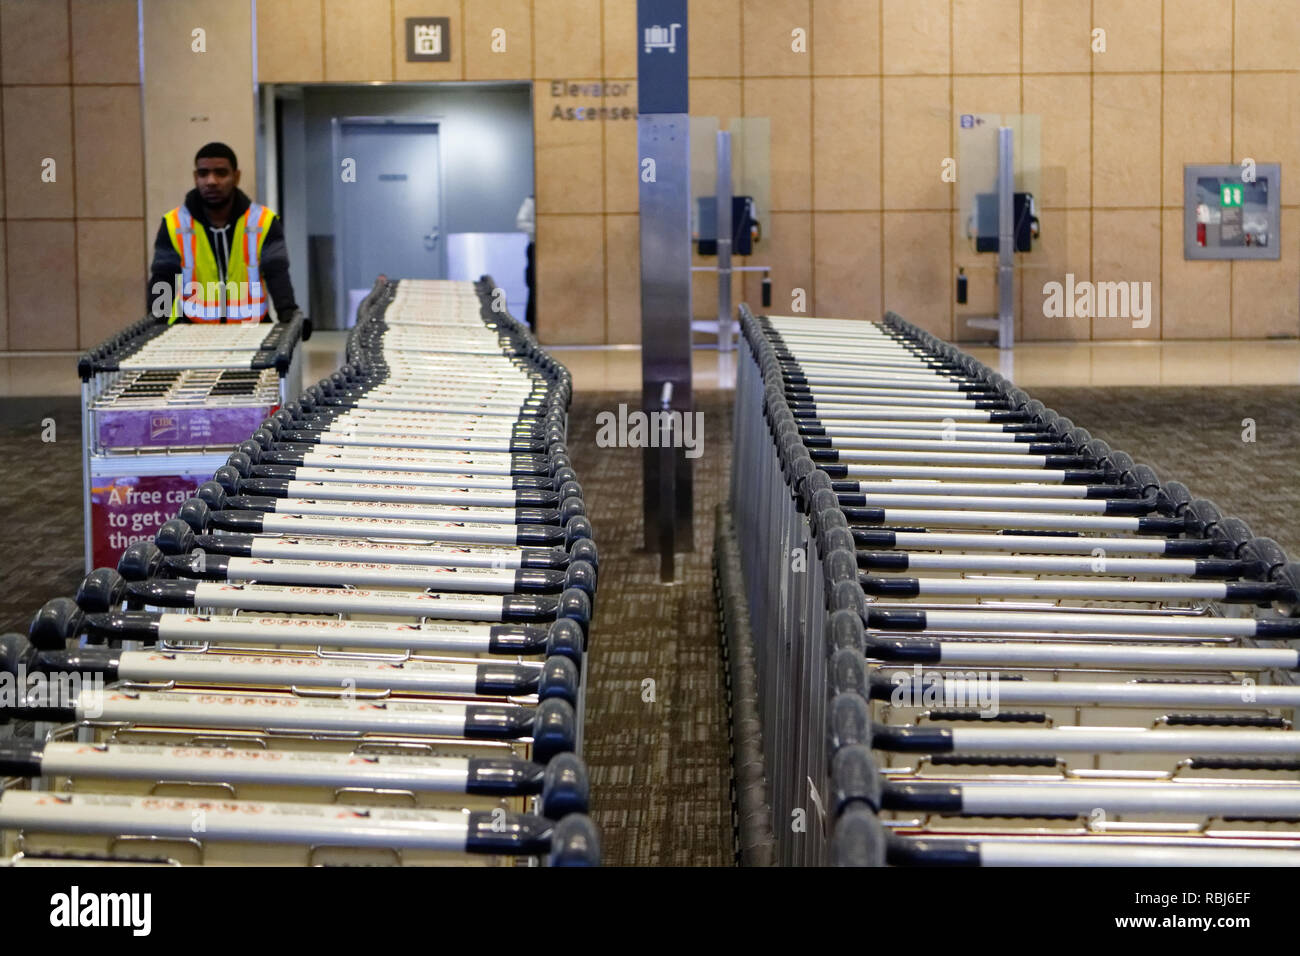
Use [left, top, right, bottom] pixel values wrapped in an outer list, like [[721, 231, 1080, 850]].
[[149, 413, 179, 441]]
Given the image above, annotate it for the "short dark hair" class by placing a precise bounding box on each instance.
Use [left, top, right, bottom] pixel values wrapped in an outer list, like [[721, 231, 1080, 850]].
[[195, 142, 238, 170]]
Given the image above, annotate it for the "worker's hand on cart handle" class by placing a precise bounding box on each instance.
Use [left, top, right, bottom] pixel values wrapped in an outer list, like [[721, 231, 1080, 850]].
[[279, 307, 312, 341]]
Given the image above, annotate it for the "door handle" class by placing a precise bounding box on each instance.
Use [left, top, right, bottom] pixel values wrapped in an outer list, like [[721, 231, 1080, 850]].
[[423, 228, 440, 251]]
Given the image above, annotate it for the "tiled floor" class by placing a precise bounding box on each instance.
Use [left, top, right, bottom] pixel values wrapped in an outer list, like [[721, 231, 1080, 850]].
[[548, 345, 743, 392], [963, 339, 1300, 388], [0, 355, 84, 398], [501, 339, 1300, 392], [3, 335, 1299, 397]]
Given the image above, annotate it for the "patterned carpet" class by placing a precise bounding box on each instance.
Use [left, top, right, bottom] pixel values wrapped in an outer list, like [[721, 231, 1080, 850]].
[[1032, 387, 1300, 556], [568, 390, 736, 867], [0, 385, 1297, 867], [0, 397, 85, 637]]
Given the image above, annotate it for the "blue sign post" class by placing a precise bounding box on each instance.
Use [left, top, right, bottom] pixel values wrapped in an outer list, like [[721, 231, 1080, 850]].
[[637, 2, 687, 113], [636, 0, 692, 575]]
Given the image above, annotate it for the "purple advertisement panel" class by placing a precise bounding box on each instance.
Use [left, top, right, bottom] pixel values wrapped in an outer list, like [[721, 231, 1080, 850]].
[[90, 473, 209, 569], [96, 405, 276, 451]]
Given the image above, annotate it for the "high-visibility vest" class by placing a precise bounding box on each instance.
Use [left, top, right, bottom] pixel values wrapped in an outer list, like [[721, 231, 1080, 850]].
[[163, 202, 275, 323]]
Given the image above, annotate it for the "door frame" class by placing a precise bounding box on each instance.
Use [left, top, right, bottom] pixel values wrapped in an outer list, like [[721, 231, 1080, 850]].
[[331, 115, 446, 327]]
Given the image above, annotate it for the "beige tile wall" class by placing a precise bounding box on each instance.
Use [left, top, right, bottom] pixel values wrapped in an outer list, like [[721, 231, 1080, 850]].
[[1020, 208, 1091, 341], [141, 0, 255, 232], [1, 0, 145, 351], [812, 211, 881, 319], [535, 213, 606, 344], [465, 0, 532, 80], [6, 0, 1299, 351], [8, 220, 79, 350], [605, 212, 641, 341], [257, 0, 324, 83], [1, 0, 70, 85], [77, 219, 146, 347]]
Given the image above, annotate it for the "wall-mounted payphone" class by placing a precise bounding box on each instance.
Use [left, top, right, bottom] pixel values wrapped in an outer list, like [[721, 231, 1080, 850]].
[[696, 196, 759, 256], [953, 114, 1041, 353], [689, 122, 773, 348], [960, 126, 1036, 350], [971, 191, 1039, 253]]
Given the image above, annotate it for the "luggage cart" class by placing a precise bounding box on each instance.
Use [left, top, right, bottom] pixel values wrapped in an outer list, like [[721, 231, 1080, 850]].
[[78, 316, 307, 572]]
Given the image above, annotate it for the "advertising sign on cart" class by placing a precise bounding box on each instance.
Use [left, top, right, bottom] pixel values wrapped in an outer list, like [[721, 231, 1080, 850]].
[[77, 316, 305, 572], [89, 473, 210, 570]]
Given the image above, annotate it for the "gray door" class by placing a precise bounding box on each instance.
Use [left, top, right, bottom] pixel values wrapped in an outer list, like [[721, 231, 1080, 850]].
[[336, 120, 443, 325]]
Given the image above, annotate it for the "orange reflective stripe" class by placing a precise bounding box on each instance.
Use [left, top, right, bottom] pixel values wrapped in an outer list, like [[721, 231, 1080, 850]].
[[239, 203, 272, 319], [163, 209, 182, 257], [164, 207, 201, 323], [243, 210, 258, 311]]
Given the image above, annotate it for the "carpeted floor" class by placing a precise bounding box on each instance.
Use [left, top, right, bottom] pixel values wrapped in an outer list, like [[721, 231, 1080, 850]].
[[1032, 387, 1300, 557], [0, 384, 1297, 867], [567, 390, 736, 867], [0, 397, 85, 637]]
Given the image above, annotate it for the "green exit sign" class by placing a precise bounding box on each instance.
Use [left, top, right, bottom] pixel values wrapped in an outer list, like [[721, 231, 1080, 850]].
[[1220, 183, 1243, 207]]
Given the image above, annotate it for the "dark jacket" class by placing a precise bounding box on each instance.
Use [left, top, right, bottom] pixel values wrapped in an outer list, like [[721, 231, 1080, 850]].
[[148, 187, 299, 321]]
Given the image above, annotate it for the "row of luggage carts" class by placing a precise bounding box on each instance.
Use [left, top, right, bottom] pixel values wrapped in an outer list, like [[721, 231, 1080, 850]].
[[728, 304, 1300, 866], [1, 277, 599, 866]]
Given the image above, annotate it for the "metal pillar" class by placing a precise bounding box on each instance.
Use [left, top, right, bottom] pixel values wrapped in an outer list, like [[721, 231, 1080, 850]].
[[996, 126, 1015, 351], [637, 0, 693, 569], [716, 130, 733, 351]]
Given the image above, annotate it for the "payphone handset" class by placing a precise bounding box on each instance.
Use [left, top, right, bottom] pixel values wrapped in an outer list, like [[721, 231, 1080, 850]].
[[696, 195, 760, 256], [967, 192, 1040, 254]]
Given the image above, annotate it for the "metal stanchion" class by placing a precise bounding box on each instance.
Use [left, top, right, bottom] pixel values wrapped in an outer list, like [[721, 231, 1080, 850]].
[[660, 382, 677, 581]]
